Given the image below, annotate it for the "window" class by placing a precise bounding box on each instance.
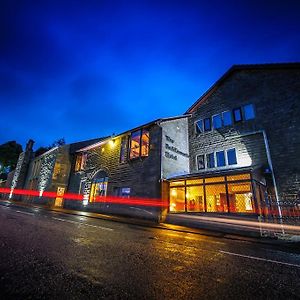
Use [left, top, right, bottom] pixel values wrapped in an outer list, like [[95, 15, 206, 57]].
[[243, 104, 255, 120], [75, 153, 87, 171], [233, 108, 242, 122], [206, 153, 215, 168], [141, 129, 149, 157], [204, 118, 211, 131], [222, 111, 232, 126], [227, 148, 237, 165], [115, 187, 131, 198], [129, 129, 149, 159], [120, 137, 127, 163], [196, 155, 205, 170], [195, 120, 203, 134], [212, 114, 222, 129], [216, 151, 226, 167], [52, 162, 61, 180]]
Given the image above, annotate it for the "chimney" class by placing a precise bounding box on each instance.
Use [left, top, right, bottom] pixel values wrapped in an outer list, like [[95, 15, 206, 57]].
[[25, 139, 35, 151]]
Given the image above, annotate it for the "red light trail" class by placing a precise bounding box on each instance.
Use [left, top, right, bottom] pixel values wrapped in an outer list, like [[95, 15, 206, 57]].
[[0, 188, 168, 207]]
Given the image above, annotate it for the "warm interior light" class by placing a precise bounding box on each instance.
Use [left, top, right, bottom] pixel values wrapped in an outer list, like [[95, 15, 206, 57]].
[[171, 189, 177, 197]]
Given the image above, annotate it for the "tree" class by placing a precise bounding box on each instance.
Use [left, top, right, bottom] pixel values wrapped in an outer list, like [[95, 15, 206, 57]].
[[49, 138, 66, 148], [0, 141, 23, 171]]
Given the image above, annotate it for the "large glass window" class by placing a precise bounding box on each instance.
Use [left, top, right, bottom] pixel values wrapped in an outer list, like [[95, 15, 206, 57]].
[[141, 129, 149, 157], [186, 186, 205, 212], [89, 176, 108, 202], [130, 131, 141, 159], [196, 155, 205, 170], [169, 187, 185, 212], [227, 182, 254, 213], [195, 120, 203, 134], [205, 184, 227, 212], [216, 151, 226, 167], [222, 111, 232, 126], [129, 129, 149, 159], [212, 114, 222, 129], [233, 108, 242, 122], [204, 118, 211, 131], [227, 149, 237, 165], [243, 104, 255, 120], [206, 153, 215, 168]]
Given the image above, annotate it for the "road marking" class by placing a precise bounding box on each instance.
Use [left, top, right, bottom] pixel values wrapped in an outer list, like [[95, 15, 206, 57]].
[[16, 210, 34, 216], [52, 217, 113, 231], [219, 250, 300, 268]]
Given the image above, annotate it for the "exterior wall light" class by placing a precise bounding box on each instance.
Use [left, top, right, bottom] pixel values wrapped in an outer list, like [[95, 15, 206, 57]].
[[109, 139, 116, 147], [83, 194, 89, 206]]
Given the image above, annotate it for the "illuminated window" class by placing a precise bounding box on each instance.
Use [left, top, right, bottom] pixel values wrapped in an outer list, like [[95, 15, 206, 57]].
[[216, 151, 225, 167], [169, 187, 185, 212], [120, 137, 127, 163], [195, 120, 203, 134], [141, 129, 149, 157], [206, 153, 215, 168], [222, 111, 232, 126], [89, 176, 108, 202], [129, 129, 149, 159], [186, 186, 205, 212], [75, 153, 87, 171], [243, 104, 255, 120], [212, 114, 222, 129], [205, 184, 227, 212], [204, 118, 211, 131], [52, 162, 61, 180], [228, 182, 254, 213], [233, 108, 242, 122], [227, 148, 237, 165], [196, 155, 205, 170]]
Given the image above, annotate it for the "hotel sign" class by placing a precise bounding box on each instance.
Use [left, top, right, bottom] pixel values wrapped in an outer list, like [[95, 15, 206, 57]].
[[165, 135, 189, 161]]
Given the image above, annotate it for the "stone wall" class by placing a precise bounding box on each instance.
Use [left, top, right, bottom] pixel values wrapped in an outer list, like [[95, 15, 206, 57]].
[[189, 66, 300, 200], [67, 124, 163, 220]]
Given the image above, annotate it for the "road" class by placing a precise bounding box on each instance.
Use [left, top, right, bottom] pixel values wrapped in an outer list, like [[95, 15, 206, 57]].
[[0, 202, 299, 299]]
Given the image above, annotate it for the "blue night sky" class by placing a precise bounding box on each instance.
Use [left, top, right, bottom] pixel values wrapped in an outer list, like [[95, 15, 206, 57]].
[[1, 0, 300, 149]]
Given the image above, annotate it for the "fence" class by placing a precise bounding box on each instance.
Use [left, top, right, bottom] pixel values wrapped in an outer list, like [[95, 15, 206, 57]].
[[259, 195, 300, 237]]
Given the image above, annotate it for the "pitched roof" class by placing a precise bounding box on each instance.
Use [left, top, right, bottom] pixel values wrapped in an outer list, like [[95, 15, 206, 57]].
[[76, 115, 189, 152], [185, 62, 300, 114]]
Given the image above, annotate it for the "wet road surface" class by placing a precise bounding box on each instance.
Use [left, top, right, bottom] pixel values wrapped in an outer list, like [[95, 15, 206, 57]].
[[0, 203, 299, 299]]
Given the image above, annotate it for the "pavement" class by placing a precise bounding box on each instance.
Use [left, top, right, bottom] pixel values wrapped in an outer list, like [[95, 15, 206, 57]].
[[0, 199, 300, 246]]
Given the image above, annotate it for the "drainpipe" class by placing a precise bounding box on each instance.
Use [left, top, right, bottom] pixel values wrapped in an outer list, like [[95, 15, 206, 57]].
[[261, 130, 282, 219], [227, 130, 282, 219]]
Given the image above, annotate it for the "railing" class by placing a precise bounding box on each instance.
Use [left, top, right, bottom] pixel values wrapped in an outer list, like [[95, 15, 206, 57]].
[[259, 195, 300, 237]]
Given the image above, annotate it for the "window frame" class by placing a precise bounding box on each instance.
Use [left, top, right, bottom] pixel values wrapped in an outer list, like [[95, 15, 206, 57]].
[[196, 154, 205, 170], [212, 114, 222, 129], [129, 128, 150, 160], [233, 107, 243, 123], [227, 148, 238, 165], [206, 152, 215, 168], [243, 103, 255, 120], [216, 150, 226, 167], [194, 119, 203, 134], [204, 117, 212, 131], [222, 110, 233, 126]]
